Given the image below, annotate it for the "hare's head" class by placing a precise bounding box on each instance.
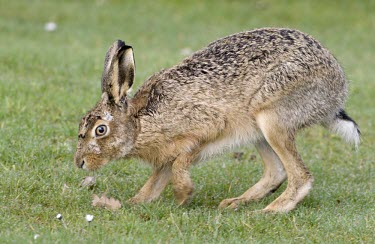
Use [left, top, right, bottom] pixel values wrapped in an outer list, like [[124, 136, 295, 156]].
[[74, 40, 137, 170]]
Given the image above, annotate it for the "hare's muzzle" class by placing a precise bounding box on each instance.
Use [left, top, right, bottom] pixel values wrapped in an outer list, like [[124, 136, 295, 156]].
[[74, 153, 86, 169]]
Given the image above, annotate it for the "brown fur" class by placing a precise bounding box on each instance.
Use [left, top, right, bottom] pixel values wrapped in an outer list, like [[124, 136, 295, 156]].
[[74, 28, 359, 212]]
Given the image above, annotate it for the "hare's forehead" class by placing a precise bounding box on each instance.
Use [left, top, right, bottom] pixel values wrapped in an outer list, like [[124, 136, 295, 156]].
[[78, 114, 95, 135], [79, 112, 113, 134]]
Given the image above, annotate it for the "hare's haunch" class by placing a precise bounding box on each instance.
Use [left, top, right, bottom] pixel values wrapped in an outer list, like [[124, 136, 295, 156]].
[[74, 28, 360, 212]]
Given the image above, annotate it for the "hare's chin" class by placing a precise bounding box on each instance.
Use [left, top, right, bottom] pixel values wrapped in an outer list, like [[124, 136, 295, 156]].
[[84, 159, 110, 171]]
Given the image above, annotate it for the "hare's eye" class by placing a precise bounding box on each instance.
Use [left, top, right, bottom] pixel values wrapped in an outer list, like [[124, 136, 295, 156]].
[[95, 125, 107, 137]]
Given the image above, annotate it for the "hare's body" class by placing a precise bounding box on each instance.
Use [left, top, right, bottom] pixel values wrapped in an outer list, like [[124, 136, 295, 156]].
[[131, 29, 346, 164], [75, 28, 360, 212]]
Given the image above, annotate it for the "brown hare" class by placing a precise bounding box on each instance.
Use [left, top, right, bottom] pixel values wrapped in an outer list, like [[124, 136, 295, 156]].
[[74, 28, 360, 212]]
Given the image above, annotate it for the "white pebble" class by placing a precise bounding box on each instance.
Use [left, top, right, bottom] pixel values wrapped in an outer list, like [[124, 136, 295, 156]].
[[44, 22, 57, 32], [85, 214, 94, 222]]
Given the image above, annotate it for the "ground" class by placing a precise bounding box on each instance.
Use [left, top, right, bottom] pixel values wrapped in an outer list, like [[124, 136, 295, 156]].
[[0, 0, 374, 243]]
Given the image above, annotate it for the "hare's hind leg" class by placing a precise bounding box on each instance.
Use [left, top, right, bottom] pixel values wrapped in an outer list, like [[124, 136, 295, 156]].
[[218, 139, 287, 210], [257, 111, 313, 213], [127, 166, 172, 204]]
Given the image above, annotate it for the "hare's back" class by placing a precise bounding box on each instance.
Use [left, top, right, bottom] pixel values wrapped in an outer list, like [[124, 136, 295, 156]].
[[183, 28, 338, 80], [140, 28, 346, 119], [167, 28, 345, 101]]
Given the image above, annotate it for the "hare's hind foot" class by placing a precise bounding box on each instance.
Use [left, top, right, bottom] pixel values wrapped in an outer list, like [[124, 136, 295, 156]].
[[217, 177, 287, 210], [218, 197, 246, 210], [262, 179, 313, 213], [218, 173, 312, 213], [219, 139, 287, 210]]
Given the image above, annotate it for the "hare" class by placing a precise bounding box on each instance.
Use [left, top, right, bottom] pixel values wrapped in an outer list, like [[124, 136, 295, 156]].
[[74, 28, 360, 212]]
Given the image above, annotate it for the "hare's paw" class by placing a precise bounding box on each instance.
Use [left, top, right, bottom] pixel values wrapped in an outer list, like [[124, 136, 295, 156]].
[[126, 196, 146, 205], [262, 180, 313, 213], [174, 187, 194, 206], [218, 197, 245, 210]]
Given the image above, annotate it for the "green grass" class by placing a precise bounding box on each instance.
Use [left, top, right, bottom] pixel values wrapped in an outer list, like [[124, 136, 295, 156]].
[[0, 0, 374, 243]]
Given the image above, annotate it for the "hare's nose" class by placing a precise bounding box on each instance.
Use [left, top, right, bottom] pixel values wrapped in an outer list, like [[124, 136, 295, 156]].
[[78, 160, 85, 169]]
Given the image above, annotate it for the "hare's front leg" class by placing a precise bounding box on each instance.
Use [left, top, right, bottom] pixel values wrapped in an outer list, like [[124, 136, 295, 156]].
[[257, 111, 314, 213], [171, 153, 195, 206], [127, 166, 171, 204], [219, 139, 287, 209]]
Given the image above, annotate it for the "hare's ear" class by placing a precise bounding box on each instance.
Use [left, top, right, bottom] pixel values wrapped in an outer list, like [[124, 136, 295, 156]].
[[101, 40, 135, 106]]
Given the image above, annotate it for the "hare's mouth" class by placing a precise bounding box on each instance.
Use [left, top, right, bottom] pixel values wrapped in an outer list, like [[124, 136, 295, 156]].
[[78, 157, 110, 171]]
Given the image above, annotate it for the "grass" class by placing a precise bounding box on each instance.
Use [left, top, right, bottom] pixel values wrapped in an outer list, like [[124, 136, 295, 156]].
[[0, 0, 374, 243]]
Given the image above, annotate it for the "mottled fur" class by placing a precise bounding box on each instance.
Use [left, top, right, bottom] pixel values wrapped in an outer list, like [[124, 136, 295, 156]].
[[74, 28, 360, 212]]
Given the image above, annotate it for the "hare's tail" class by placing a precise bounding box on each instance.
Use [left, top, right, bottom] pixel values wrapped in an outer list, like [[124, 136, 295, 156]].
[[326, 109, 361, 149]]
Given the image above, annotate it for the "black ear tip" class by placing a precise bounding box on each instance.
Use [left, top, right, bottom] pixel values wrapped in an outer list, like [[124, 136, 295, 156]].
[[116, 40, 126, 52], [116, 40, 132, 52], [117, 40, 126, 46]]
